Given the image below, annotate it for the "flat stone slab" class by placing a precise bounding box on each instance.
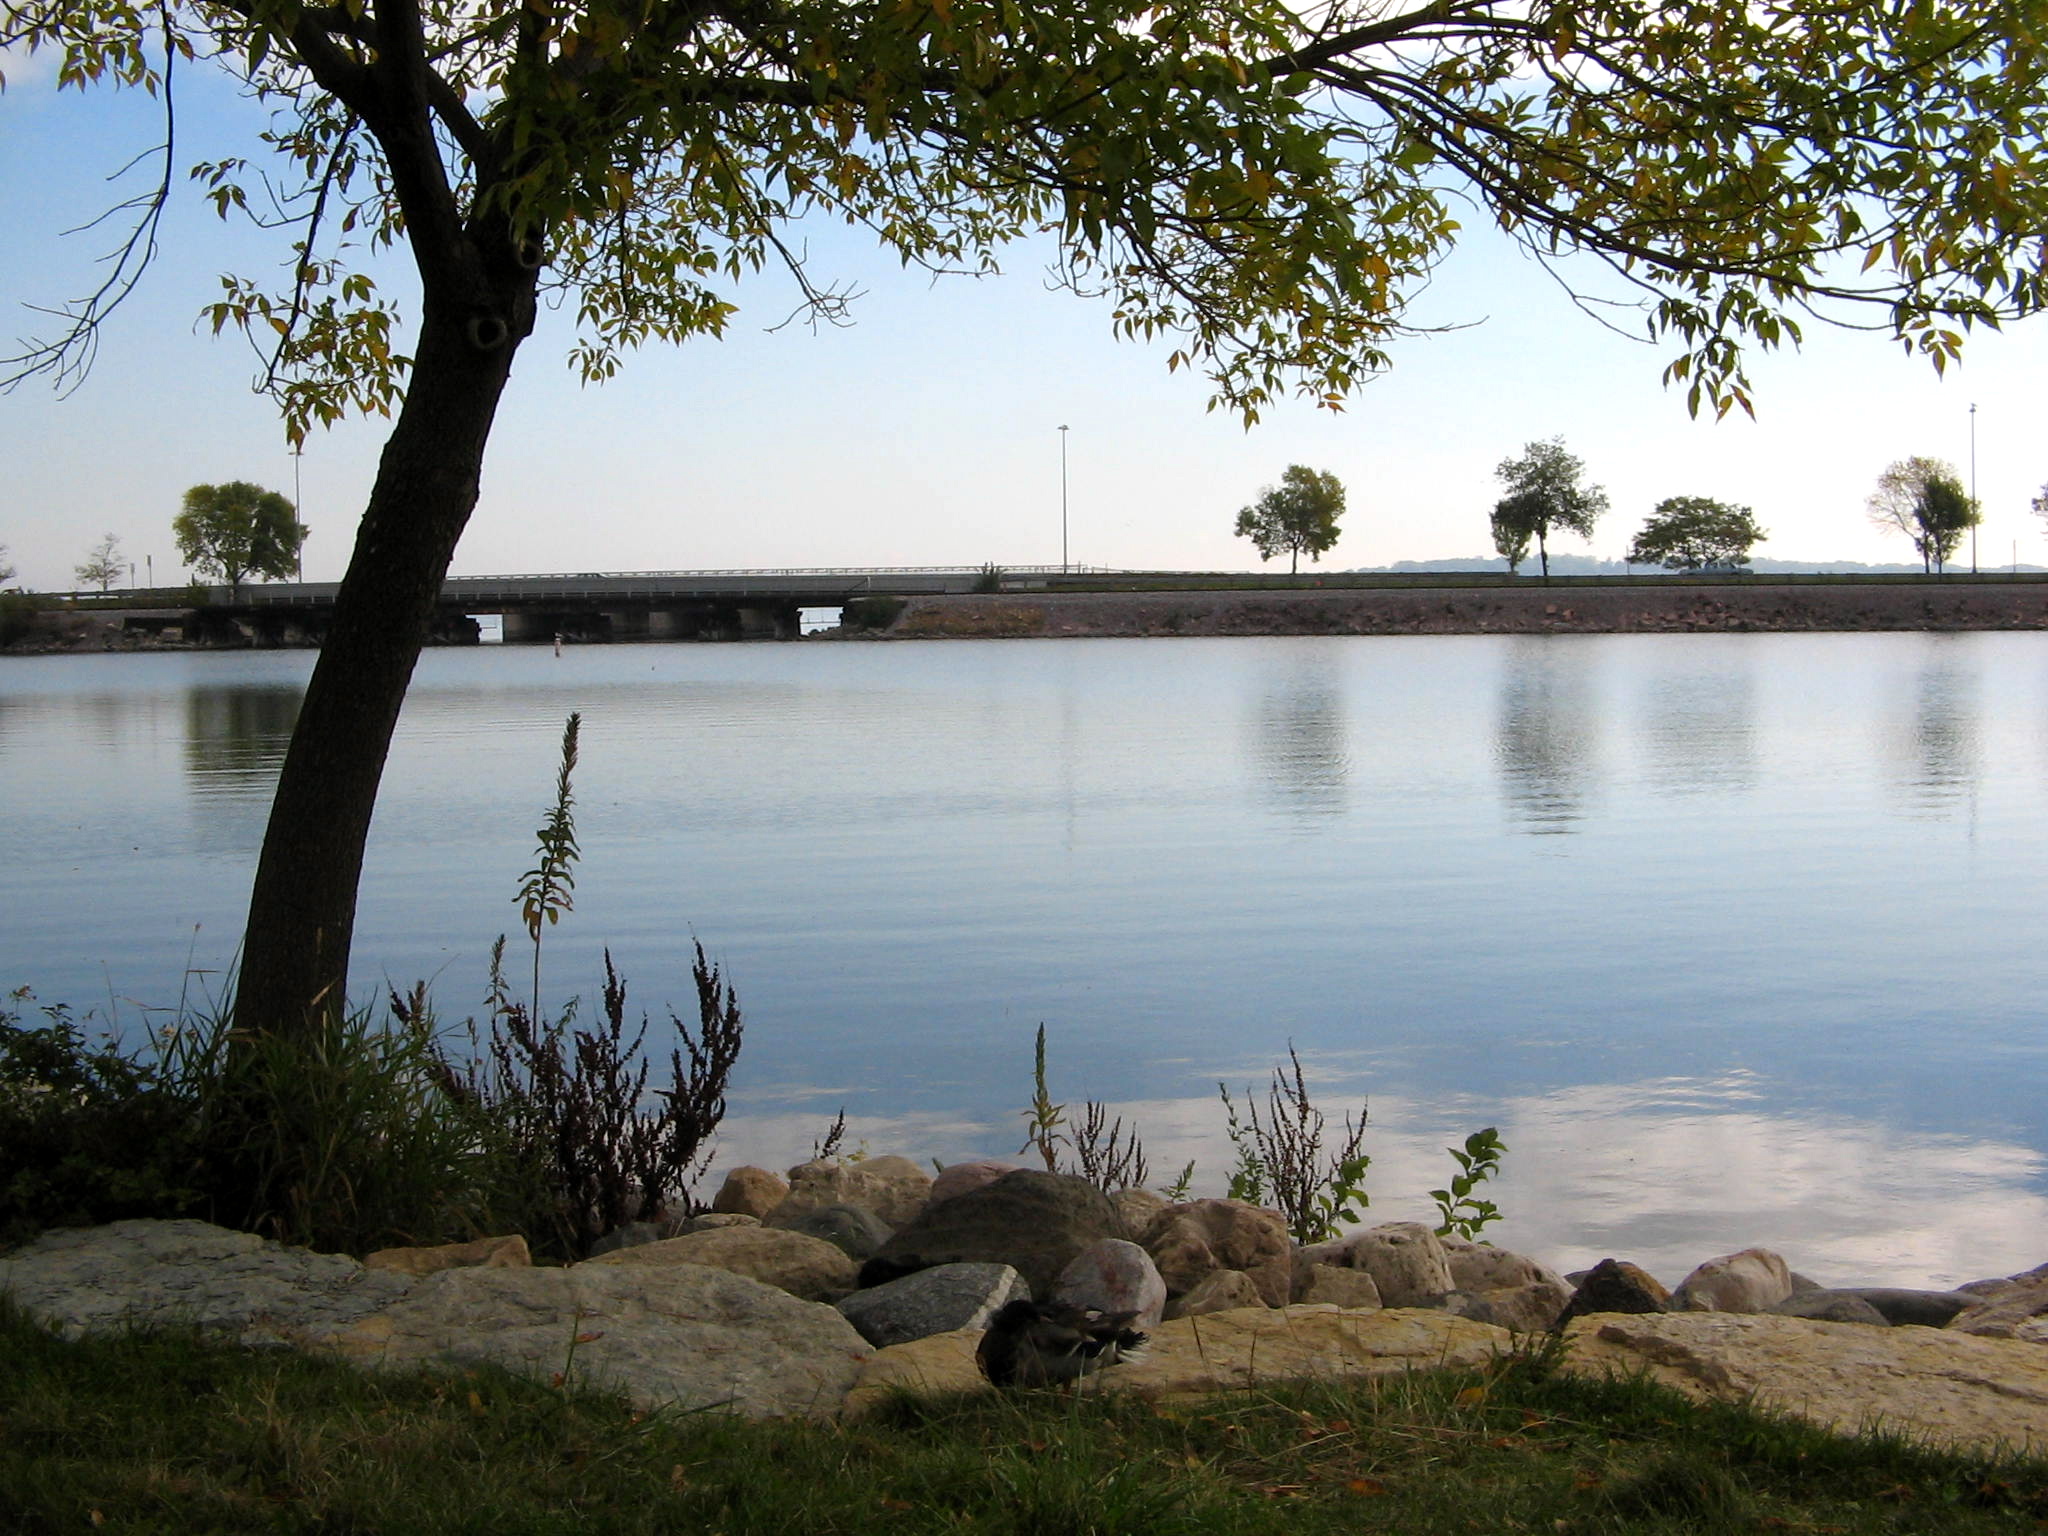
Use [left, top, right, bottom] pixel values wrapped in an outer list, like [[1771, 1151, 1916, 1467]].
[[0, 1219, 415, 1347], [842, 1305, 1510, 1415], [326, 1262, 871, 1418], [1561, 1311, 2048, 1455]]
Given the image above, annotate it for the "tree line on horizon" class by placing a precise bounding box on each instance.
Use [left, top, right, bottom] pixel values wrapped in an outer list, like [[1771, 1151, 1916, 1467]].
[[1235, 442, 2004, 578]]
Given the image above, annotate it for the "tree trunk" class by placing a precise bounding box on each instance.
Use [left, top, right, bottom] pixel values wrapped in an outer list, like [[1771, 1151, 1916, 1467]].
[[231, 290, 530, 1037], [1536, 526, 1550, 581]]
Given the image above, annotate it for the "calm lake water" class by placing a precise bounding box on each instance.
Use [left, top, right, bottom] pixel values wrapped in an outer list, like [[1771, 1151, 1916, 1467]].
[[4, 632, 2045, 1287]]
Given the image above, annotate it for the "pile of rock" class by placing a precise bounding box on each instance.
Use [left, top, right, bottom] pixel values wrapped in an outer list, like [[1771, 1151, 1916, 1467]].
[[4, 1157, 2047, 1453]]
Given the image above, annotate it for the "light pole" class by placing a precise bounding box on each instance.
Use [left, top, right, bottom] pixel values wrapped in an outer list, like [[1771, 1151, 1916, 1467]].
[[293, 445, 305, 582], [1969, 402, 1978, 575], [1059, 424, 1069, 575]]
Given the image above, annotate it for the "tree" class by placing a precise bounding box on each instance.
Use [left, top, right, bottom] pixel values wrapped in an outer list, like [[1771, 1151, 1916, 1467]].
[[1916, 474, 1980, 575], [0, 544, 15, 589], [74, 533, 125, 593], [174, 482, 309, 594], [1490, 506, 1533, 575], [1492, 440, 1609, 580], [1868, 458, 1978, 573], [9, 0, 2048, 1040], [1234, 465, 1345, 574], [1627, 497, 1767, 571]]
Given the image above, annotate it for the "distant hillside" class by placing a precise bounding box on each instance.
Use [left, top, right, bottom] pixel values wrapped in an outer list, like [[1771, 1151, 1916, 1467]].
[[1357, 555, 2043, 576]]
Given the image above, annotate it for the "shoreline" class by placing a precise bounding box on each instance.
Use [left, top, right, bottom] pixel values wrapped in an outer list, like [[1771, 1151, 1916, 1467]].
[[9, 578, 2048, 654], [872, 580, 2048, 640]]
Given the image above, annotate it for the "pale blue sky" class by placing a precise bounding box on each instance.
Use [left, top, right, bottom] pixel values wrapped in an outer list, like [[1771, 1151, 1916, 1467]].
[[4, 48, 2045, 592]]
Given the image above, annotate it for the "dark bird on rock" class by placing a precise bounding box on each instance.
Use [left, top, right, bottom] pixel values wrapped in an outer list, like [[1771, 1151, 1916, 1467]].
[[976, 1298, 1150, 1388]]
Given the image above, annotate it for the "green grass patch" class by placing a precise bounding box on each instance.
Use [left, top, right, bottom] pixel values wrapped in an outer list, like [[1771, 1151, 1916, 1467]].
[[6, 1301, 2047, 1535]]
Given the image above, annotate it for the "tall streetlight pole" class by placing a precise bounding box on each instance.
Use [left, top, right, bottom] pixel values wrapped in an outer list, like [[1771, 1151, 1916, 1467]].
[[1969, 402, 1978, 575], [1056, 428, 1073, 577]]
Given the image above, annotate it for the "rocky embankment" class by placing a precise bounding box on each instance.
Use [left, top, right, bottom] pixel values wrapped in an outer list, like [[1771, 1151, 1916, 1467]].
[[6, 1158, 2048, 1452], [875, 581, 2048, 639]]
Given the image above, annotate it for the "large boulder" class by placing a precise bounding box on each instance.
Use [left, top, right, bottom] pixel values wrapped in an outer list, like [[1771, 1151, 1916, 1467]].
[[1297, 1265, 1383, 1310], [860, 1170, 1128, 1297], [1140, 1199, 1291, 1307], [1672, 1248, 1795, 1313], [1553, 1259, 1672, 1327], [1441, 1236, 1566, 1294], [1439, 1281, 1572, 1333], [835, 1262, 1029, 1348], [328, 1263, 869, 1418], [1052, 1239, 1167, 1331], [711, 1166, 789, 1219], [780, 1156, 932, 1229], [1166, 1269, 1268, 1319], [581, 1225, 856, 1301], [1561, 1311, 2048, 1455], [926, 1160, 1023, 1208], [0, 1219, 414, 1347], [1317, 1222, 1454, 1309], [766, 1203, 895, 1262]]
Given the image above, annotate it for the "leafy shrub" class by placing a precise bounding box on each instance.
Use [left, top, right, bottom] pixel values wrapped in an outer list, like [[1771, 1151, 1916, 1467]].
[[445, 940, 744, 1260], [1220, 1046, 1370, 1244], [971, 563, 1004, 594], [0, 994, 203, 1249]]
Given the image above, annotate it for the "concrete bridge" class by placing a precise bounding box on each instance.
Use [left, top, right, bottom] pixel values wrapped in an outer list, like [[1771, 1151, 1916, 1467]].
[[166, 566, 1087, 644]]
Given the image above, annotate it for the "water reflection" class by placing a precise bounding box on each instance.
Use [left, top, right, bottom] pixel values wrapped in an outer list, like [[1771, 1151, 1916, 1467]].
[[1639, 663, 1757, 796], [1494, 638, 1596, 833], [183, 686, 299, 792], [1886, 637, 1982, 818], [709, 1071, 2048, 1291], [1247, 650, 1350, 817]]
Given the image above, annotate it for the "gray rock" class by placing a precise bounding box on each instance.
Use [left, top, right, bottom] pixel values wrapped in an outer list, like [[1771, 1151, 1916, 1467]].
[[1773, 1290, 1891, 1326], [860, 1170, 1129, 1297], [0, 1219, 416, 1348], [1949, 1275, 2048, 1343], [1672, 1248, 1795, 1313], [1441, 1236, 1566, 1294], [328, 1263, 869, 1417], [834, 1262, 1029, 1348], [767, 1203, 895, 1261], [1164, 1269, 1266, 1319], [1052, 1239, 1167, 1331], [1327, 1222, 1454, 1308], [1839, 1288, 1981, 1328], [1439, 1280, 1573, 1333]]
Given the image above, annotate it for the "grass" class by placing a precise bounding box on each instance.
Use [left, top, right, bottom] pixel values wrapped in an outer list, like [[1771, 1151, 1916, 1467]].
[[6, 1301, 2048, 1535]]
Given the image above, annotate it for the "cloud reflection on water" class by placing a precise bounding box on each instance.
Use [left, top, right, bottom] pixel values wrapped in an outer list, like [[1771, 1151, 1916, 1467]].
[[707, 1069, 2045, 1293]]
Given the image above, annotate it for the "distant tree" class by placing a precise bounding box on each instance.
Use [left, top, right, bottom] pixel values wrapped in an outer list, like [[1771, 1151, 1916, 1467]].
[[1493, 439, 1609, 579], [174, 482, 309, 594], [1916, 474, 1979, 574], [0, 543, 15, 588], [1867, 458, 1977, 573], [1627, 497, 1767, 571], [1234, 466, 1346, 575], [2035, 483, 2048, 533], [1490, 504, 1533, 574], [74, 533, 125, 592]]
